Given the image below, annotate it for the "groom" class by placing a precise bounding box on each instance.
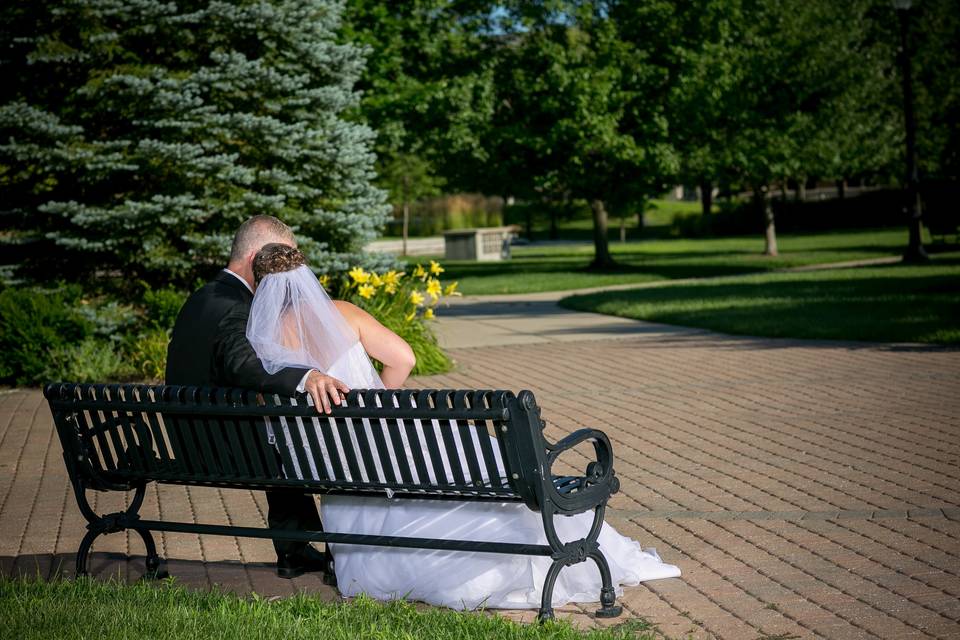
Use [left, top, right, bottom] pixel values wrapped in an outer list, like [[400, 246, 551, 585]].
[[165, 214, 349, 579]]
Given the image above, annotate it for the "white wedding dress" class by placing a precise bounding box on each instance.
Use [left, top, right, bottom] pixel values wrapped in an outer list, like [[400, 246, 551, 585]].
[[247, 266, 680, 610]]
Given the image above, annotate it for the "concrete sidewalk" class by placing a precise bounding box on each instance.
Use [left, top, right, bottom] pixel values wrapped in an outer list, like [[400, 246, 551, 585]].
[[2, 304, 959, 638]]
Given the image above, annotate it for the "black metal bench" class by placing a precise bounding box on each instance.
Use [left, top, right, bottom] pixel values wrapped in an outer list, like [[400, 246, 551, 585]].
[[44, 382, 623, 620]]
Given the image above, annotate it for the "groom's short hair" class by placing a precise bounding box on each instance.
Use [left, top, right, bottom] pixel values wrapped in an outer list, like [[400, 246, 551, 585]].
[[230, 215, 296, 262]]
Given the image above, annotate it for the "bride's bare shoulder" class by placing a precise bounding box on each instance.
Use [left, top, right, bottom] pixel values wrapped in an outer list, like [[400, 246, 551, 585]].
[[332, 299, 362, 317], [332, 300, 375, 329]]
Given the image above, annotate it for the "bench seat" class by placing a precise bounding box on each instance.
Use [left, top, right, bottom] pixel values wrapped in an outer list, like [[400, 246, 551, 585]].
[[45, 383, 623, 620]]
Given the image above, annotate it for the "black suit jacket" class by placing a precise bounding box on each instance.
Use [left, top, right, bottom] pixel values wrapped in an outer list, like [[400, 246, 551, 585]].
[[165, 270, 308, 395]]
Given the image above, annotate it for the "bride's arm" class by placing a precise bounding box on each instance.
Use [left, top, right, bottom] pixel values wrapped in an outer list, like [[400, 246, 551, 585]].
[[332, 300, 416, 388]]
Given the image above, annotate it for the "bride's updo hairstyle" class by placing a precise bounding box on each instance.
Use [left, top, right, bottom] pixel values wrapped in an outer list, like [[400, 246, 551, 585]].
[[253, 243, 307, 285]]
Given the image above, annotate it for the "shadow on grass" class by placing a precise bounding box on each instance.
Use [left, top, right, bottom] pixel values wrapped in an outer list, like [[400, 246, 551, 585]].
[[442, 256, 776, 282], [560, 261, 960, 346], [443, 242, 908, 283]]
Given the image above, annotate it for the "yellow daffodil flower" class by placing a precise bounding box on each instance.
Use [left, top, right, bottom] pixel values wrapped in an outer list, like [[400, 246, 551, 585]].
[[358, 284, 375, 299], [413, 264, 427, 280], [423, 307, 435, 320], [426, 278, 442, 301], [385, 283, 397, 294], [443, 281, 461, 296], [382, 270, 402, 286], [318, 274, 330, 288], [409, 290, 425, 307], [369, 273, 383, 288], [349, 266, 370, 284], [429, 260, 444, 276], [405, 310, 417, 322]]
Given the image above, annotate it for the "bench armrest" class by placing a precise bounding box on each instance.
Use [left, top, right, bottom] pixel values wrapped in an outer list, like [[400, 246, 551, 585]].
[[548, 428, 608, 460], [544, 428, 620, 512]]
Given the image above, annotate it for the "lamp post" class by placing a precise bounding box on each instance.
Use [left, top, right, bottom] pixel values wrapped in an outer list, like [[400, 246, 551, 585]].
[[893, 0, 929, 261]]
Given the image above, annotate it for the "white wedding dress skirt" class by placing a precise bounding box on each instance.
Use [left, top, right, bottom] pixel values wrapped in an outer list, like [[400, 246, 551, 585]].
[[322, 495, 681, 610]]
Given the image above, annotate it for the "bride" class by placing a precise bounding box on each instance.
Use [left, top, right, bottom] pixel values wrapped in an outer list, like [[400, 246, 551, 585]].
[[246, 243, 680, 611]]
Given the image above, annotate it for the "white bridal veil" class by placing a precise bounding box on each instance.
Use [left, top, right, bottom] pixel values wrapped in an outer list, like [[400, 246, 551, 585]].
[[246, 265, 382, 389]]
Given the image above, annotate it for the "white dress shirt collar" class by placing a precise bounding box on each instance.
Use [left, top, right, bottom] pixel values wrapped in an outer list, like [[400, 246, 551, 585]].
[[223, 268, 254, 295]]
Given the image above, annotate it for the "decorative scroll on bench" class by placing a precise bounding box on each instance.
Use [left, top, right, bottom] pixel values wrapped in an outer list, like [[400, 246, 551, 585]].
[[44, 383, 623, 620]]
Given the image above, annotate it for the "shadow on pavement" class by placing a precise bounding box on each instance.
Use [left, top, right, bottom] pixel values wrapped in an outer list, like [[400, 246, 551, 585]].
[[1, 553, 337, 598]]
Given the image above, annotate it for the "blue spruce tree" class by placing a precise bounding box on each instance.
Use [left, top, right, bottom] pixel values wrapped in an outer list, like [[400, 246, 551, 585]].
[[0, 0, 389, 286]]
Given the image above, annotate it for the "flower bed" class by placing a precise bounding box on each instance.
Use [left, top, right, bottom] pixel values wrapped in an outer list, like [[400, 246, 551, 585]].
[[0, 262, 458, 387], [327, 260, 459, 376]]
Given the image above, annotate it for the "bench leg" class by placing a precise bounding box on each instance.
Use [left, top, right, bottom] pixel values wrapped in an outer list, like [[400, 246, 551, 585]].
[[134, 528, 168, 580], [588, 549, 622, 618], [75, 528, 100, 577], [537, 559, 566, 622]]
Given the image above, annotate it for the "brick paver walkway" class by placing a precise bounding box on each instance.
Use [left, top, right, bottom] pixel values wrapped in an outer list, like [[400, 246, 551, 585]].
[[2, 321, 959, 638]]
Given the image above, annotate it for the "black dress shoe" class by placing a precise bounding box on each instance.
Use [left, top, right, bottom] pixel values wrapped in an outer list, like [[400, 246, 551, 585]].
[[276, 545, 336, 586]]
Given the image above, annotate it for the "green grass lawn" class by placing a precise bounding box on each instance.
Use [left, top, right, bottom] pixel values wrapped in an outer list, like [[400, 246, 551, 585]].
[[0, 576, 657, 640], [418, 228, 923, 295], [560, 254, 960, 345]]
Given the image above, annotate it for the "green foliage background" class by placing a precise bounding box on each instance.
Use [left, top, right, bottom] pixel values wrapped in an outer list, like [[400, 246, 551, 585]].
[[1, 0, 390, 288]]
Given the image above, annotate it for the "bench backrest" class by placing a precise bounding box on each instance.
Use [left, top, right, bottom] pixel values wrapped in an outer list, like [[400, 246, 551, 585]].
[[44, 384, 546, 505]]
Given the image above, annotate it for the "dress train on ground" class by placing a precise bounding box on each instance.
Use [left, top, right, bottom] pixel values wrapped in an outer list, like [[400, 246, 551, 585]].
[[323, 496, 681, 610]]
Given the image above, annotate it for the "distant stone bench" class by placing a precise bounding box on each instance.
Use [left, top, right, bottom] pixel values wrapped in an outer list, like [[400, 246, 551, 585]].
[[45, 383, 623, 620], [444, 225, 519, 261]]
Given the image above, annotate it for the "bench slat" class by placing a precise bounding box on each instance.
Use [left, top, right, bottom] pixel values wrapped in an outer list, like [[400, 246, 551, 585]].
[[300, 416, 329, 482], [352, 413, 380, 485], [386, 417, 415, 484], [76, 408, 112, 474], [142, 405, 176, 472], [191, 416, 221, 478], [278, 397, 314, 481], [420, 417, 449, 486], [367, 415, 397, 484], [475, 420, 504, 489], [220, 415, 251, 478], [271, 414, 303, 480], [316, 416, 346, 481], [207, 415, 238, 477], [335, 416, 364, 482], [86, 405, 119, 474], [458, 419, 486, 487]]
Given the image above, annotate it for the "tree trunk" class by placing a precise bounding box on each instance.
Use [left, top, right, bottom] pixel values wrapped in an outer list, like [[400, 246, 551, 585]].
[[619, 214, 626, 243], [589, 199, 615, 268], [549, 208, 558, 240], [796, 177, 807, 202], [700, 179, 713, 217], [401, 173, 409, 257], [758, 186, 778, 256], [836, 179, 847, 199]]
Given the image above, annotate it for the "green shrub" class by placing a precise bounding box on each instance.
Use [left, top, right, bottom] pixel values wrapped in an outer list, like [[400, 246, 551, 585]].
[[127, 329, 170, 383], [44, 337, 134, 383], [383, 312, 453, 376], [77, 300, 138, 341], [142, 285, 187, 331], [0, 288, 92, 385]]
